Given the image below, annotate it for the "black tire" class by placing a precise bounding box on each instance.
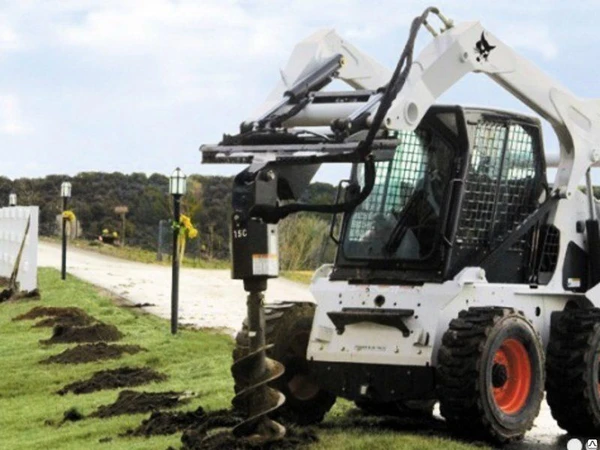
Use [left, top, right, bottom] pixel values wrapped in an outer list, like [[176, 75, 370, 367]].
[[437, 307, 544, 443], [232, 302, 336, 425], [354, 399, 435, 418], [546, 307, 600, 435]]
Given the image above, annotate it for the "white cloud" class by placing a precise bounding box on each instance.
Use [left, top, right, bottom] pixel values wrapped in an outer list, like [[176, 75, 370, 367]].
[[0, 14, 21, 51], [0, 95, 30, 135]]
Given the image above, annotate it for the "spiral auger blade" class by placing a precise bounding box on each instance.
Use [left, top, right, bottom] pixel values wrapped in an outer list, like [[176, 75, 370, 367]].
[[230, 287, 286, 444], [231, 345, 286, 442]]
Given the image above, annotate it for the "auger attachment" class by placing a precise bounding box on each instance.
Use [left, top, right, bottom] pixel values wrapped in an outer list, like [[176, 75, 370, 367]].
[[231, 281, 286, 444]]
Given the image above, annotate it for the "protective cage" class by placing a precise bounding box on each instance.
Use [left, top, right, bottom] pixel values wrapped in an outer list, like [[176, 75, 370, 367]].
[[332, 107, 550, 285]]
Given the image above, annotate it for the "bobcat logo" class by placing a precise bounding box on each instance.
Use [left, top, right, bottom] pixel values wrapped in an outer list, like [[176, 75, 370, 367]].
[[475, 32, 496, 62]]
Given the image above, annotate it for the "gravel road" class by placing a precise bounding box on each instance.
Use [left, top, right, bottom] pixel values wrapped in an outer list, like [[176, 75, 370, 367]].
[[37, 241, 570, 449], [37, 241, 312, 334]]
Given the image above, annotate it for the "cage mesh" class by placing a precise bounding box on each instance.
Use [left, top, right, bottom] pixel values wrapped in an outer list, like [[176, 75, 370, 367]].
[[348, 130, 428, 240], [456, 122, 537, 250], [537, 225, 560, 273]]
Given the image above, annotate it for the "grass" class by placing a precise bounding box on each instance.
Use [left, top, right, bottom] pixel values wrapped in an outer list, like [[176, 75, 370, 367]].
[[0, 269, 488, 450]]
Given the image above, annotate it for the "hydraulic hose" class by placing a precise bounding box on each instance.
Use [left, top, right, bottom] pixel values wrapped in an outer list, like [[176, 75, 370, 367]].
[[250, 6, 444, 224]]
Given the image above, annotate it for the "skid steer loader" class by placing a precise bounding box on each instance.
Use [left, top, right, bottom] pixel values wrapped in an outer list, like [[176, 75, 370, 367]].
[[200, 7, 600, 444]]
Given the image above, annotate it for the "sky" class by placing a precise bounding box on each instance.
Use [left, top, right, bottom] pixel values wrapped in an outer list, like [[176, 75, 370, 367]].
[[1, 0, 599, 184]]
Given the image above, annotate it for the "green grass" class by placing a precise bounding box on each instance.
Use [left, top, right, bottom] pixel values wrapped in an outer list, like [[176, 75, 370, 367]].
[[0, 269, 488, 450]]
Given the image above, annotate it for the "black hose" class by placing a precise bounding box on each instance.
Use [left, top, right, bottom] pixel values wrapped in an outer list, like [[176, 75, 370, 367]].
[[250, 7, 440, 223]]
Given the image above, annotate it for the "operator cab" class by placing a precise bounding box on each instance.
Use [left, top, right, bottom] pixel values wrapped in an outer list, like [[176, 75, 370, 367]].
[[331, 105, 550, 285]]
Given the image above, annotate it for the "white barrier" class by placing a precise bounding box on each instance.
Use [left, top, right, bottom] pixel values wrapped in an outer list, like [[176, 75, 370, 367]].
[[0, 206, 39, 291]]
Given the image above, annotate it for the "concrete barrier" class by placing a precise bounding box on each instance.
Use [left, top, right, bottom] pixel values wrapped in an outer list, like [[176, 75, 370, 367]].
[[0, 206, 39, 291]]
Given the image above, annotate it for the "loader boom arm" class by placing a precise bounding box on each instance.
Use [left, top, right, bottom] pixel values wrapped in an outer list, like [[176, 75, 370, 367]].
[[383, 20, 599, 197], [241, 20, 600, 197]]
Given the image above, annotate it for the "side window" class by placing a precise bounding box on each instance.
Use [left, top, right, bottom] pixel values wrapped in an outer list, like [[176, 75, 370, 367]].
[[493, 124, 538, 244], [456, 122, 507, 247], [456, 120, 541, 249]]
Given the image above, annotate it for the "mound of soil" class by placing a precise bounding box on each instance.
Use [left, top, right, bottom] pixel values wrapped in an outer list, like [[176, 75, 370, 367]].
[[91, 390, 189, 418], [62, 407, 84, 423], [125, 406, 206, 436], [40, 343, 145, 364], [34, 314, 95, 328], [58, 366, 168, 395], [181, 410, 319, 450], [41, 323, 123, 344], [13, 306, 88, 321], [0, 288, 40, 303]]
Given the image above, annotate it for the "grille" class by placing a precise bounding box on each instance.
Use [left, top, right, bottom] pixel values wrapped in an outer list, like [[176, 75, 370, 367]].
[[537, 225, 560, 273], [456, 122, 537, 250], [348, 131, 428, 240]]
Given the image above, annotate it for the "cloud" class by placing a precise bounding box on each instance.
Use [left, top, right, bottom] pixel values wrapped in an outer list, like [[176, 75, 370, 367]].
[[0, 14, 21, 51], [0, 0, 596, 180], [0, 95, 30, 135]]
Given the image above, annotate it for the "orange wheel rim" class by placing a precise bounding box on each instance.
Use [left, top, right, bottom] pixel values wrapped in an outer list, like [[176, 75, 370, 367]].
[[491, 338, 531, 414]]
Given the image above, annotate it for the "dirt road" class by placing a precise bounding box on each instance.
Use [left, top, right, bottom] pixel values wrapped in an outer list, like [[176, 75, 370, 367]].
[[37, 241, 569, 449], [37, 241, 312, 334]]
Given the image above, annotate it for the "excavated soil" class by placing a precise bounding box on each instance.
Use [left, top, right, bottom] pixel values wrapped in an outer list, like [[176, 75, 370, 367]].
[[58, 366, 168, 395], [34, 314, 94, 328], [40, 343, 145, 364], [14, 306, 96, 328], [40, 323, 123, 344], [180, 410, 319, 450], [124, 406, 206, 436], [0, 287, 40, 303], [14, 306, 89, 321], [90, 390, 188, 418]]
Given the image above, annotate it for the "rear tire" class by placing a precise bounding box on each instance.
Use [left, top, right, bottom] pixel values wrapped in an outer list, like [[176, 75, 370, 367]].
[[437, 307, 544, 443], [546, 308, 600, 435], [233, 302, 336, 425]]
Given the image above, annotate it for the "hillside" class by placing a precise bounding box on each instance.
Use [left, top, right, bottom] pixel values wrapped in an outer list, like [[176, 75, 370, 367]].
[[0, 173, 337, 268]]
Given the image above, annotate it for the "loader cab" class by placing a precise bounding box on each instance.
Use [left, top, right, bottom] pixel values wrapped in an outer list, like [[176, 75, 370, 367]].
[[331, 105, 550, 285]]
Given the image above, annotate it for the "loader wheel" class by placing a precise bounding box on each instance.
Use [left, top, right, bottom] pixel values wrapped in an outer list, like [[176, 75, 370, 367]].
[[354, 399, 435, 418], [232, 302, 336, 425], [437, 307, 544, 443], [546, 308, 600, 435]]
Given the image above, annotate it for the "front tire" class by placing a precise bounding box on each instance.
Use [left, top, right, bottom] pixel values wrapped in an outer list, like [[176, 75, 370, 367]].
[[546, 308, 600, 435], [233, 302, 336, 425], [437, 307, 544, 443]]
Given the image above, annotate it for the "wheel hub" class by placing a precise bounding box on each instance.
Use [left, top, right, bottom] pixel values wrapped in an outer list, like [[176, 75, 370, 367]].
[[492, 338, 532, 415], [492, 363, 508, 388]]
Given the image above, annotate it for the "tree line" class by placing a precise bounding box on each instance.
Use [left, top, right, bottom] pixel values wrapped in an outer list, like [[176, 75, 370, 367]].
[[0, 173, 338, 270]]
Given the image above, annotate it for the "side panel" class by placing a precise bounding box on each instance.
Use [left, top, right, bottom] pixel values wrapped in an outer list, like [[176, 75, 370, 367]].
[[0, 206, 39, 292]]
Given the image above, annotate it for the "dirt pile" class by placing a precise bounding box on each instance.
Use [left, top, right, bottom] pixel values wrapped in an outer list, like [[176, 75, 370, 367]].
[[14, 306, 90, 321], [124, 406, 206, 436], [34, 314, 94, 328], [40, 343, 145, 364], [41, 323, 123, 344], [91, 390, 189, 418], [0, 288, 41, 303], [58, 366, 168, 395], [180, 411, 319, 450]]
